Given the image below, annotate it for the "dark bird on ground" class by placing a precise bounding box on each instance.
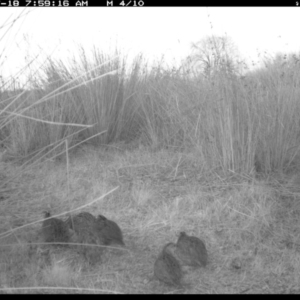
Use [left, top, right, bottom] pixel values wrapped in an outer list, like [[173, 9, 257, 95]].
[[175, 231, 208, 268], [66, 212, 97, 231], [65, 212, 105, 264], [41, 211, 72, 245], [96, 214, 125, 246], [154, 242, 183, 287]]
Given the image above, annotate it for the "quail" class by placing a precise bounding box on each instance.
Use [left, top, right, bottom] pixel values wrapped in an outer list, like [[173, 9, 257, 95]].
[[65, 212, 105, 264], [66, 212, 97, 231], [175, 231, 208, 267], [41, 211, 71, 245], [97, 215, 125, 246], [154, 243, 183, 287]]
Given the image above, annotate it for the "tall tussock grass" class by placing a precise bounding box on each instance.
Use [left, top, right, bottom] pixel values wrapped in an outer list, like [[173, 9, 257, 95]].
[[1, 32, 300, 175]]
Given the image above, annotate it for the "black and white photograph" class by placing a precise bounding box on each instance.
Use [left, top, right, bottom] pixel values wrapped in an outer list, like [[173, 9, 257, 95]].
[[0, 7, 300, 294]]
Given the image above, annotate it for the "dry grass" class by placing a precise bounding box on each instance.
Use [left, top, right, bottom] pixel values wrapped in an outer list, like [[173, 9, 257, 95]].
[[1, 147, 300, 294]]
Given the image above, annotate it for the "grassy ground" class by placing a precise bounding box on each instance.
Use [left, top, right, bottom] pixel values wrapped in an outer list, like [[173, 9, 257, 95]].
[[1, 145, 300, 294]]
